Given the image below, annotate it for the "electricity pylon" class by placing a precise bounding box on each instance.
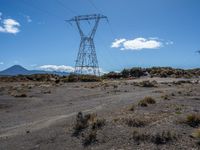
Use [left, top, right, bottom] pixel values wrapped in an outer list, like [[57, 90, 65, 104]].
[[67, 14, 108, 76]]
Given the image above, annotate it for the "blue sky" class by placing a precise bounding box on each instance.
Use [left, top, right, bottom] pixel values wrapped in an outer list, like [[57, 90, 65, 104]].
[[0, 0, 200, 72]]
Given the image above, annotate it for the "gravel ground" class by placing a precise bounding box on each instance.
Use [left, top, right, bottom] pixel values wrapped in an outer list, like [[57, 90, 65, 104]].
[[0, 77, 200, 150]]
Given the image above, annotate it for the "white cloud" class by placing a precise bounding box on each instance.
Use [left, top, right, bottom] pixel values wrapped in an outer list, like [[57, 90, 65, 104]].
[[38, 65, 108, 75], [111, 37, 165, 51], [99, 68, 108, 75], [0, 17, 20, 34], [111, 39, 126, 48], [0, 62, 4, 65], [39, 65, 75, 72]]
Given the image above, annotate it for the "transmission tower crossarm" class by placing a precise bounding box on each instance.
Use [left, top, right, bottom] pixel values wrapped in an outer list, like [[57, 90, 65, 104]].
[[66, 14, 107, 22]]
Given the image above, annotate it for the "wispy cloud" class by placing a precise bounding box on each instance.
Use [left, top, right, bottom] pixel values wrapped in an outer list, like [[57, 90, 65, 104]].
[[30, 64, 37, 67], [0, 12, 2, 21], [25, 15, 32, 23], [37, 21, 45, 25], [111, 37, 171, 51], [0, 62, 4, 65], [0, 13, 20, 34], [39, 65, 75, 72]]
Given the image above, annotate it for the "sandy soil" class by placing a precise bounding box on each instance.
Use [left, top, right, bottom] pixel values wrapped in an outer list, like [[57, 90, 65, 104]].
[[0, 77, 200, 150]]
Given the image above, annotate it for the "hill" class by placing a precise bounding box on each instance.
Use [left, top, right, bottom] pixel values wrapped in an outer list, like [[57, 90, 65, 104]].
[[0, 65, 70, 76]]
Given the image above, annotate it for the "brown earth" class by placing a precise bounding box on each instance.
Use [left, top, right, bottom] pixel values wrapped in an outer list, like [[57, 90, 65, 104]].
[[0, 77, 200, 150]]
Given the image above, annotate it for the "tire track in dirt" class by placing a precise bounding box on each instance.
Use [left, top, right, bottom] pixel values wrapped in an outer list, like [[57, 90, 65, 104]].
[[0, 87, 163, 139], [0, 105, 104, 138]]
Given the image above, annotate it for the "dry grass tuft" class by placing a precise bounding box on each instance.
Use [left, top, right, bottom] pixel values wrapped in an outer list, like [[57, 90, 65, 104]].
[[91, 118, 106, 130], [161, 94, 170, 100], [132, 129, 150, 143], [12, 92, 27, 98], [185, 114, 200, 128], [152, 131, 177, 145], [179, 114, 200, 128], [132, 129, 177, 145], [73, 112, 106, 146], [179, 113, 200, 128], [138, 97, 156, 107], [83, 130, 97, 146], [192, 128, 200, 138], [128, 104, 136, 111], [126, 117, 147, 127], [139, 80, 157, 87], [73, 112, 91, 136]]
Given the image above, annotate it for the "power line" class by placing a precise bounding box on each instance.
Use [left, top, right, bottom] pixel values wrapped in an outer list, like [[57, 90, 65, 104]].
[[87, 0, 103, 14], [86, 0, 122, 70], [54, 0, 78, 15], [86, 0, 117, 39], [107, 20, 117, 39], [86, 19, 124, 71], [20, 0, 65, 21]]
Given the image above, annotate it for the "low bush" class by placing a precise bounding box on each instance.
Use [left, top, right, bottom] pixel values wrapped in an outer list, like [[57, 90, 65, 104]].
[[67, 74, 101, 82], [139, 80, 157, 87], [161, 94, 169, 100], [132, 130, 177, 145], [83, 130, 97, 146], [73, 112, 106, 147], [91, 118, 106, 130], [185, 114, 200, 127], [126, 117, 147, 127], [12, 92, 27, 98], [138, 100, 148, 107], [138, 97, 156, 107], [132, 129, 150, 143], [151, 131, 177, 145], [73, 112, 90, 136]]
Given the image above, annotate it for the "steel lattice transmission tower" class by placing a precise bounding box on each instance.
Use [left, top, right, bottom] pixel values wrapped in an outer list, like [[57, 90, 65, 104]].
[[67, 14, 108, 76]]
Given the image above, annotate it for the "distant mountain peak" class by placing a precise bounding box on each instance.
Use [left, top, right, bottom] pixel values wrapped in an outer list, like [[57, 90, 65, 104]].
[[8, 65, 28, 71], [0, 65, 29, 76], [0, 65, 70, 76]]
